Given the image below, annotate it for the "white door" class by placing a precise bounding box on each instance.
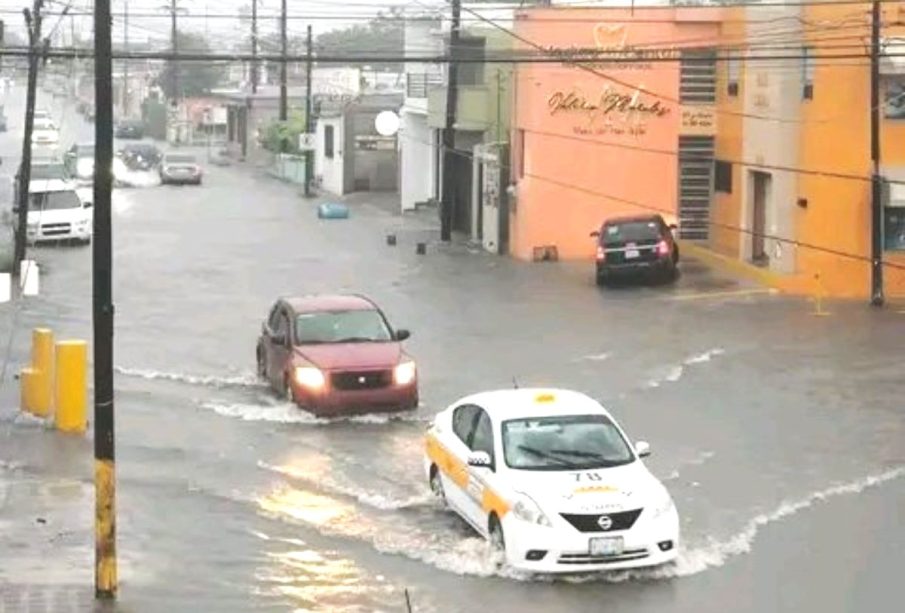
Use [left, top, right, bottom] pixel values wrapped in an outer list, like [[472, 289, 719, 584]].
[[482, 155, 501, 254]]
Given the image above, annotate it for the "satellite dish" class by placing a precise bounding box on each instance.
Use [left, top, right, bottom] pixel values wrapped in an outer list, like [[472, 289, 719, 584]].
[[374, 110, 400, 137]]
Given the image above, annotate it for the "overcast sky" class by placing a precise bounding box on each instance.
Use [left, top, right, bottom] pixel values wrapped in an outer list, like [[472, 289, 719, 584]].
[[0, 0, 443, 48]]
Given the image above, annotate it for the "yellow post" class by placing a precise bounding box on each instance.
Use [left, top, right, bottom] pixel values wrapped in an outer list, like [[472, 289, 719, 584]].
[[813, 273, 830, 317], [31, 328, 54, 417], [20, 367, 39, 414], [55, 340, 88, 434]]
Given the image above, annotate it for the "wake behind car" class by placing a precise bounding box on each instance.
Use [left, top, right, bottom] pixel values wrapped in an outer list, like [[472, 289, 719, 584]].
[[115, 119, 144, 139], [424, 389, 679, 573], [119, 142, 162, 170], [159, 152, 202, 185], [63, 143, 96, 184], [256, 295, 418, 416], [592, 214, 679, 286]]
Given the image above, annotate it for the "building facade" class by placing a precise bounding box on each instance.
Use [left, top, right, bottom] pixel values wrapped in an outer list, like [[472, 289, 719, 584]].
[[400, 4, 517, 253], [712, 3, 905, 299], [314, 94, 403, 195], [510, 6, 721, 261]]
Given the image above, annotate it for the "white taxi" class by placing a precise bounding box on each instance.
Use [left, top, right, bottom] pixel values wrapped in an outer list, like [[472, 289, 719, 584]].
[[424, 389, 679, 573]]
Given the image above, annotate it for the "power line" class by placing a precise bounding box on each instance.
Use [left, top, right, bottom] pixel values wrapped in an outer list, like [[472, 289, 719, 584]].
[[390, 122, 905, 273], [6, 45, 905, 64]]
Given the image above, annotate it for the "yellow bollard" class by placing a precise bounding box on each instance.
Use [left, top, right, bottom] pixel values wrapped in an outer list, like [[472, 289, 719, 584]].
[[20, 367, 39, 415], [55, 340, 88, 434], [812, 273, 830, 317], [31, 328, 54, 417]]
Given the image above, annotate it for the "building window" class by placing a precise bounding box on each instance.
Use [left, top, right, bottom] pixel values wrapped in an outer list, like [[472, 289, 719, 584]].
[[802, 46, 814, 100], [885, 77, 905, 119], [456, 37, 486, 87], [715, 160, 732, 193], [324, 125, 334, 159], [727, 50, 740, 97], [885, 207, 905, 250]]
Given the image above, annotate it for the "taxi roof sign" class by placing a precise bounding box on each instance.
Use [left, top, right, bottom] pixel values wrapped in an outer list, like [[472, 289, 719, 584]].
[[534, 393, 556, 403]]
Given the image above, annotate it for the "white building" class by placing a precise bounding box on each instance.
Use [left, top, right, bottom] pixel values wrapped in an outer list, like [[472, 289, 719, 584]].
[[400, 12, 444, 212]]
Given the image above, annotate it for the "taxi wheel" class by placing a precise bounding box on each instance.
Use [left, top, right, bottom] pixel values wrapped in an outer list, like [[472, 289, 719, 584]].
[[489, 515, 505, 553], [283, 377, 295, 403], [429, 466, 446, 504], [256, 347, 266, 379]]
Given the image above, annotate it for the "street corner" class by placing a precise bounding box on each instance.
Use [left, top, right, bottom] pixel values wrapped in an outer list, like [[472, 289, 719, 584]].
[[658, 242, 783, 305]]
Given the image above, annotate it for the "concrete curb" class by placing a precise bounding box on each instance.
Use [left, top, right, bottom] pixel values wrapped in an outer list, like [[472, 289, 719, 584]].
[[678, 240, 811, 295]]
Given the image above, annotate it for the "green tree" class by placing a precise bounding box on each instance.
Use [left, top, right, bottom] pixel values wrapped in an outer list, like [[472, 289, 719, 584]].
[[259, 112, 307, 154], [315, 10, 404, 71], [155, 31, 224, 99]]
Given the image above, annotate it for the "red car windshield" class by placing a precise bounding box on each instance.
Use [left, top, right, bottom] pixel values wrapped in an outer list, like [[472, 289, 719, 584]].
[[295, 310, 393, 344]]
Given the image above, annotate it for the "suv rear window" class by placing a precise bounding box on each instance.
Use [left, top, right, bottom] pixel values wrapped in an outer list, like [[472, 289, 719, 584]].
[[602, 220, 662, 244]]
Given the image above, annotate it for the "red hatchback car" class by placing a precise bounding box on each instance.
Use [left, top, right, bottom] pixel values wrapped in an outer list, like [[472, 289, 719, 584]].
[[256, 295, 418, 416]]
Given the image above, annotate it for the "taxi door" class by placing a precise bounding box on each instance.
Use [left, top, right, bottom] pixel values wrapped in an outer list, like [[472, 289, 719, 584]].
[[458, 409, 499, 535], [444, 405, 481, 521]]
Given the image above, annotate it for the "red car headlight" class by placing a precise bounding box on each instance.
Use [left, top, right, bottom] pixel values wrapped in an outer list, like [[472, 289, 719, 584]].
[[393, 361, 416, 386], [294, 366, 325, 389]]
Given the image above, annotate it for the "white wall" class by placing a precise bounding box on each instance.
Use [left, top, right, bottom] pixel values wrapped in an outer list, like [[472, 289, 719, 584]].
[[315, 117, 345, 196], [399, 111, 436, 211], [741, 5, 802, 274]]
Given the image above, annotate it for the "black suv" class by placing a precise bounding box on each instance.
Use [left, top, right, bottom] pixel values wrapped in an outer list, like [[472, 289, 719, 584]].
[[115, 119, 144, 139], [591, 214, 679, 286]]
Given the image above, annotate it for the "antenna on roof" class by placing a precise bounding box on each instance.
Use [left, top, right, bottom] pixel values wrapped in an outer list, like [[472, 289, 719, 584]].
[[512, 377, 519, 389]]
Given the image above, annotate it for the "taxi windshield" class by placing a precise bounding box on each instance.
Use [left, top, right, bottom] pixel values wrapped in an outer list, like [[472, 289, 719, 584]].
[[295, 309, 393, 344], [502, 414, 635, 471]]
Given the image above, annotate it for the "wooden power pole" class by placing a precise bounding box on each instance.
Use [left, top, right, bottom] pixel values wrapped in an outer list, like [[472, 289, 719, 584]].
[[14, 0, 45, 272], [93, 0, 118, 599], [440, 0, 462, 241], [869, 0, 884, 306]]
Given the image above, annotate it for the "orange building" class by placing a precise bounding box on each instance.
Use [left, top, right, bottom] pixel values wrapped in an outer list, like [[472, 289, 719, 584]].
[[509, 7, 724, 262], [711, 3, 905, 300]]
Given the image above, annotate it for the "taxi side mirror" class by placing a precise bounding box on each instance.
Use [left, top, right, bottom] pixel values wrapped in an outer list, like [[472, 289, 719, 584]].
[[467, 451, 492, 468], [635, 441, 651, 458]]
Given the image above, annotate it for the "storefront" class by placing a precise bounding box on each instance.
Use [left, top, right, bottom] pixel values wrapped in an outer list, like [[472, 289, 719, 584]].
[[509, 7, 723, 261]]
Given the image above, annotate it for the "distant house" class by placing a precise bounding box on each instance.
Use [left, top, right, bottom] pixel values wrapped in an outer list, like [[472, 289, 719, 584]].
[[314, 93, 403, 195]]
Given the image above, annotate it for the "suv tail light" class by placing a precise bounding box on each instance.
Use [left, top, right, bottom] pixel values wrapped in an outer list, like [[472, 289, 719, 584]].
[[596, 246, 606, 261], [656, 240, 670, 257]]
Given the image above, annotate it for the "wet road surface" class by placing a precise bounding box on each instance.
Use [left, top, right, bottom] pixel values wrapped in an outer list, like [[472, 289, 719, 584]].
[[0, 87, 903, 613]]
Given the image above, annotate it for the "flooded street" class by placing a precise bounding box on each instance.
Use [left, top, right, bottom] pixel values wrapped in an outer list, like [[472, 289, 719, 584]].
[[1, 89, 903, 613]]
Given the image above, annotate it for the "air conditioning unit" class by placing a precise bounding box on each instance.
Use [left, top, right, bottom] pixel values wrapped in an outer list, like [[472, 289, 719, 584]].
[[887, 181, 905, 208]]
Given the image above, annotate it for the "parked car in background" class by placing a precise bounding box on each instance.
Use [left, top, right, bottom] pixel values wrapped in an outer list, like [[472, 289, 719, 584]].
[[591, 214, 680, 286], [115, 119, 144, 139], [119, 142, 162, 170], [256, 294, 418, 416], [22, 179, 92, 244], [31, 117, 59, 146], [30, 157, 72, 191], [63, 143, 96, 184], [159, 152, 203, 185]]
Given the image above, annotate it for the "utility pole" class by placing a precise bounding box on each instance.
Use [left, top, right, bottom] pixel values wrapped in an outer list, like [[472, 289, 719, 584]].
[[440, 0, 462, 241], [14, 0, 45, 272], [304, 24, 313, 197], [869, 0, 884, 306], [93, 0, 117, 598], [170, 0, 179, 104], [250, 0, 258, 93], [122, 0, 129, 116], [279, 0, 288, 123]]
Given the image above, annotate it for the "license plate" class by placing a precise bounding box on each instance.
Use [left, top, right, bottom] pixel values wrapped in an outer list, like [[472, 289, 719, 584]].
[[625, 249, 640, 259], [589, 536, 624, 556]]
